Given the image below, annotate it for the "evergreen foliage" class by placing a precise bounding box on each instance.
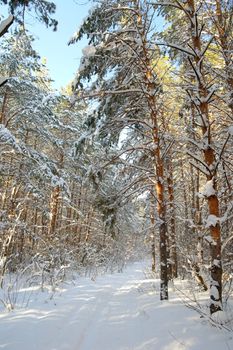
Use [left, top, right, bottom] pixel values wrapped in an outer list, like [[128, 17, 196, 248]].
[[0, 0, 232, 318]]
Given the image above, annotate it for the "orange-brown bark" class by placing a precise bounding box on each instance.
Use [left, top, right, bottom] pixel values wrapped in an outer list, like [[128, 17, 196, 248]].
[[48, 185, 60, 236], [139, 5, 168, 299], [187, 0, 222, 313]]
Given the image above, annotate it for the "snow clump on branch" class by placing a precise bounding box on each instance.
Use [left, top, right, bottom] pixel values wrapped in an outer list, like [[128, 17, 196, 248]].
[[228, 125, 233, 136], [201, 179, 216, 198], [205, 215, 219, 228], [82, 45, 96, 57]]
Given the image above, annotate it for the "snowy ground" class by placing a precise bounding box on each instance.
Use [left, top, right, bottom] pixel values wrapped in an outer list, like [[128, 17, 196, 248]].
[[0, 261, 232, 350]]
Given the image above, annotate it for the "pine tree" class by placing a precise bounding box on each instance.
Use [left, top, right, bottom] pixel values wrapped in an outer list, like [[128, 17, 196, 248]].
[[0, 0, 57, 30], [70, 0, 174, 300]]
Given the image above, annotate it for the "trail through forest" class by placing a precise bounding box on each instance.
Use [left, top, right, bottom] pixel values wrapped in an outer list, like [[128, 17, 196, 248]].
[[0, 261, 232, 350]]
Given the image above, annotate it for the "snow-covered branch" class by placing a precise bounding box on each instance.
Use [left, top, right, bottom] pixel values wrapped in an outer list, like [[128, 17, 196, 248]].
[[75, 88, 143, 101], [0, 15, 14, 38], [156, 42, 196, 57]]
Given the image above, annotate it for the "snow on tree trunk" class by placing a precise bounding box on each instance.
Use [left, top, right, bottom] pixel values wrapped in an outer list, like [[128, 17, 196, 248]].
[[150, 90, 168, 300], [143, 44, 168, 301], [187, 0, 222, 314]]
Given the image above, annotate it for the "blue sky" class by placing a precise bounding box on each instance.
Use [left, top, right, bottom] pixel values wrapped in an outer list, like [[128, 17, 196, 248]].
[[0, 1, 164, 90], [0, 0, 91, 90]]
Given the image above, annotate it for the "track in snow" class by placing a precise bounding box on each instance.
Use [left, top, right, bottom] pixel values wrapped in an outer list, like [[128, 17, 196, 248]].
[[0, 261, 232, 350]]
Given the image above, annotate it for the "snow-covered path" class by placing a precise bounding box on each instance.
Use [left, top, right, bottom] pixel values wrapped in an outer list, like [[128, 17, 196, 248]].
[[0, 261, 232, 350]]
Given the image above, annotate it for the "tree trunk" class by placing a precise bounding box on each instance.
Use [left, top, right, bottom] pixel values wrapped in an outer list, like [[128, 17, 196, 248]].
[[140, 11, 168, 299], [166, 160, 178, 278], [187, 0, 222, 314], [150, 194, 156, 272], [146, 68, 168, 300], [48, 185, 60, 236], [0, 88, 9, 125]]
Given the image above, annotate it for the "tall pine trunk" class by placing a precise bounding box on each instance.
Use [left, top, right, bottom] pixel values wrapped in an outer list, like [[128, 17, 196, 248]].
[[187, 0, 222, 314], [48, 185, 60, 236]]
